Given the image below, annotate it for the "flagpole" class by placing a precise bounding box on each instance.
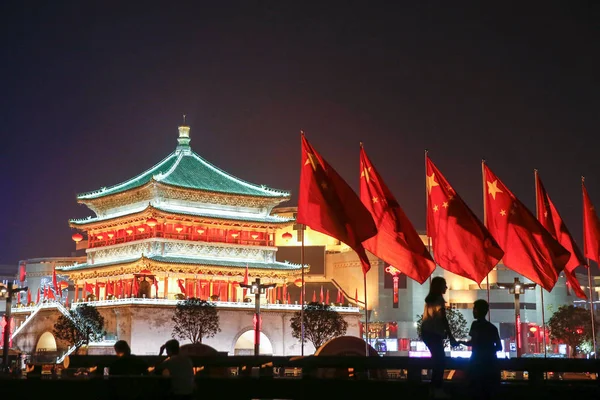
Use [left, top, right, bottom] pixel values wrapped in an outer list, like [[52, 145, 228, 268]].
[[481, 159, 491, 321], [363, 272, 369, 356], [586, 259, 597, 355], [583, 176, 597, 356], [300, 224, 305, 357], [534, 169, 547, 358], [425, 149, 433, 284]]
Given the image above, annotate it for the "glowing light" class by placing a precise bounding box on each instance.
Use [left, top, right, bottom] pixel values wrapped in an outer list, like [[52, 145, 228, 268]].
[[96, 234, 104, 240], [231, 232, 239, 238], [146, 217, 158, 227], [282, 232, 293, 240], [197, 228, 205, 234], [175, 225, 184, 233], [126, 228, 133, 235], [71, 233, 83, 242], [107, 233, 114, 239], [529, 327, 537, 333], [251, 233, 259, 240], [137, 227, 145, 233]]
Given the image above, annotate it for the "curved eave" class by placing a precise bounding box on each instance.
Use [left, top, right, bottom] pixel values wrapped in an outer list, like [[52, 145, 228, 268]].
[[56, 256, 309, 278], [69, 204, 295, 230], [76, 180, 290, 209]]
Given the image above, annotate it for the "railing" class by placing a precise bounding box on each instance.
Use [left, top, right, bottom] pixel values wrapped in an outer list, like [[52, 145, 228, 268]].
[[61, 298, 360, 313], [10, 300, 76, 340]]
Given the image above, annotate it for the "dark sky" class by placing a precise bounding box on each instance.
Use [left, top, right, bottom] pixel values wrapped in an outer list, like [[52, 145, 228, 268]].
[[1, 1, 599, 265]]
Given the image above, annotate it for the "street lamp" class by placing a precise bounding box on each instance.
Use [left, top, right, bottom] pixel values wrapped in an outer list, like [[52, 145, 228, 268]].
[[239, 277, 276, 356], [1, 282, 28, 370], [496, 277, 536, 357]]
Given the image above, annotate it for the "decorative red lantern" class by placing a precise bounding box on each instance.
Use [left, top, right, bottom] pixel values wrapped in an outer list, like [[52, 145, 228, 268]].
[[294, 278, 303, 287], [282, 232, 293, 240], [137, 227, 145, 233], [107, 232, 114, 239], [251, 233, 259, 240], [126, 228, 133, 235], [146, 217, 158, 227], [72, 233, 83, 242], [529, 327, 537, 333], [96, 234, 104, 240], [175, 224, 184, 233], [196, 228, 205, 235], [231, 232, 239, 238]]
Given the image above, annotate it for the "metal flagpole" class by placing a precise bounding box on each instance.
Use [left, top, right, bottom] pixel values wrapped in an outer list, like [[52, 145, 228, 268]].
[[482, 159, 491, 321], [364, 273, 369, 356], [587, 259, 597, 355], [534, 169, 547, 358], [425, 150, 433, 285], [300, 224, 305, 356]]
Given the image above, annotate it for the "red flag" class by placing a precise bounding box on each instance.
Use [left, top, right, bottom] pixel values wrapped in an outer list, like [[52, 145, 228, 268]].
[[312, 290, 316, 302], [319, 286, 324, 303], [19, 263, 26, 282], [583, 179, 600, 264], [116, 280, 123, 297], [36, 288, 40, 304], [154, 277, 159, 297], [132, 278, 139, 297], [242, 265, 249, 299], [52, 266, 59, 293], [325, 289, 330, 304], [360, 146, 435, 283], [47, 286, 56, 300], [483, 163, 569, 291], [297, 133, 377, 274], [84, 282, 94, 296], [283, 284, 287, 304], [177, 279, 186, 295], [536, 171, 587, 299], [337, 289, 342, 303], [354, 288, 358, 305], [106, 280, 114, 296], [426, 155, 503, 283], [27, 289, 31, 305], [64, 294, 69, 308]]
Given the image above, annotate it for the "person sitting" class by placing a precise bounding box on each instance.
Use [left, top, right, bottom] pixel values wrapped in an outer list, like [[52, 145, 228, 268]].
[[155, 339, 195, 400], [109, 340, 148, 376]]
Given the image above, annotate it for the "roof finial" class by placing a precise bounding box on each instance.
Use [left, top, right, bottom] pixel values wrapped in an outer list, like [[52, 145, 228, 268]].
[[177, 115, 191, 152]]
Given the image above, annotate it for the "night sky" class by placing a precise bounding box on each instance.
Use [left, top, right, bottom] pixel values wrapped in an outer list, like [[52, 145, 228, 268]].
[[1, 2, 599, 267]]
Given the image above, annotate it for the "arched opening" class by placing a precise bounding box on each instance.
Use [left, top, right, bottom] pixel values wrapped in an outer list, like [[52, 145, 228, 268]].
[[36, 331, 57, 352], [233, 330, 273, 355]]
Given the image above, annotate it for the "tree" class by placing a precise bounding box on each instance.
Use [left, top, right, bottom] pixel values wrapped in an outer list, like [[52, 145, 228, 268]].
[[547, 305, 598, 357], [290, 302, 348, 350], [416, 307, 469, 347], [53, 304, 106, 350], [172, 298, 221, 344]]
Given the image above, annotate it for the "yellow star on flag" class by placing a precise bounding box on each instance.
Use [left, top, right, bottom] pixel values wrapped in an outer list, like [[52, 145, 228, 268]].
[[487, 179, 503, 200], [427, 173, 439, 194], [304, 152, 319, 171], [361, 166, 372, 183], [442, 202, 449, 208], [372, 196, 379, 203], [433, 204, 439, 212], [500, 209, 507, 216]]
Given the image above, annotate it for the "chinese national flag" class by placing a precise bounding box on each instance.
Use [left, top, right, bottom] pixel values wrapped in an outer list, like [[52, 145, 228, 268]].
[[177, 279, 186, 295], [360, 146, 435, 283], [106, 279, 114, 296], [582, 179, 600, 264], [36, 288, 40, 304], [52, 266, 59, 293], [536, 171, 587, 299], [426, 155, 503, 284], [297, 133, 377, 274], [242, 264, 249, 299], [47, 286, 56, 300], [483, 163, 569, 291], [84, 282, 94, 296]]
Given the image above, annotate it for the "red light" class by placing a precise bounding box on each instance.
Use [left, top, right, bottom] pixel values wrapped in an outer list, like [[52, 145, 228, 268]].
[[529, 326, 537, 333]]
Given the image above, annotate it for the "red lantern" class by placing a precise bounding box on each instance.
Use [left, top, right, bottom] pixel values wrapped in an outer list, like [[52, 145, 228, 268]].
[[529, 327, 537, 333], [282, 232, 293, 240], [175, 224, 184, 233], [294, 278, 303, 287], [71, 233, 83, 242], [196, 228, 205, 235], [96, 234, 104, 240], [137, 227, 145, 233], [126, 228, 133, 235], [251, 233, 259, 240], [146, 217, 158, 227]]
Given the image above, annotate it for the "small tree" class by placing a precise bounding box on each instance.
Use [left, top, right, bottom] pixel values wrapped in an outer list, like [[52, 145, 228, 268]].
[[290, 302, 348, 350], [416, 307, 469, 347], [547, 305, 598, 357], [172, 298, 221, 344], [53, 304, 106, 350]]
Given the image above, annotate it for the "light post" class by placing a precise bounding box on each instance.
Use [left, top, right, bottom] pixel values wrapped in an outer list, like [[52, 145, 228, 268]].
[[240, 278, 275, 356], [1, 282, 28, 370], [496, 277, 536, 357]]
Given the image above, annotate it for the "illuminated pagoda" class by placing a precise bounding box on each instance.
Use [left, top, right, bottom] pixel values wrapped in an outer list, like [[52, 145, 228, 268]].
[[63, 123, 300, 302], [11, 124, 361, 358]]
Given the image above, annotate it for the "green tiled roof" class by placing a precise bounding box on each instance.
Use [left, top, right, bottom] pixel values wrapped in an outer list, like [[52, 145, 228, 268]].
[[56, 256, 305, 272], [77, 141, 290, 200], [69, 204, 295, 226]]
